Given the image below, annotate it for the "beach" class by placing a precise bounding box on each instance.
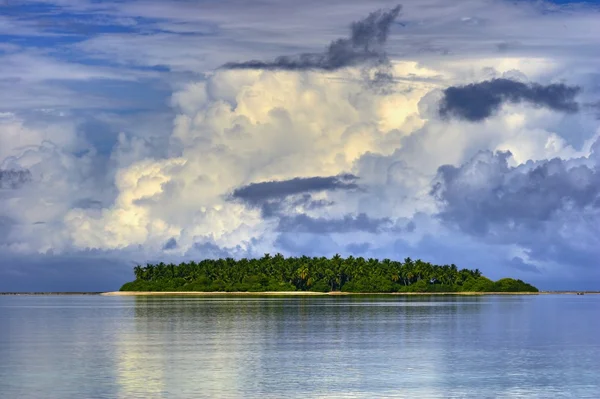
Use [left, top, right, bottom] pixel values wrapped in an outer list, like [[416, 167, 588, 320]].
[[100, 291, 597, 296]]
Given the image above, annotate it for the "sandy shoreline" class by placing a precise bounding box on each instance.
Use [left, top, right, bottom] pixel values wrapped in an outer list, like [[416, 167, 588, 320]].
[[101, 291, 598, 296], [2, 291, 596, 296]]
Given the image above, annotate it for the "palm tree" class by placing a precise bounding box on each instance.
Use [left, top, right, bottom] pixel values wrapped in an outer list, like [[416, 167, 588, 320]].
[[133, 265, 143, 280], [121, 254, 531, 293]]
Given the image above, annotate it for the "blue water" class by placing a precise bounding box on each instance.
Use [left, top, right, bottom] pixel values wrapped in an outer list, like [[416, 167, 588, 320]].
[[1, 295, 599, 398]]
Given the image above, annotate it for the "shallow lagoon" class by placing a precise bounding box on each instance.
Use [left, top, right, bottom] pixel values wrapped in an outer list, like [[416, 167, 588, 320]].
[[1, 295, 599, 398]]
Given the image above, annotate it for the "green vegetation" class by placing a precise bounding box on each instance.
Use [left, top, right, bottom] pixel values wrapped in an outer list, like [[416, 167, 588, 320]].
[[120, 254, 538, 293]]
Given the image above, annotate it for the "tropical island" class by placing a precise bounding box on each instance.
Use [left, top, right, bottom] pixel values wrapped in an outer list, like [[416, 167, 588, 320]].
[[119, 254, 538, 293]]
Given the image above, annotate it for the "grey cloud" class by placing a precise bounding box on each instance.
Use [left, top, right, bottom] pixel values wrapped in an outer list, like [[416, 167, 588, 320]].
[[524, 234, 600, 272], [0, 216, 15, 242], [586, 101, 600, 119], [432, 150, 600, 235], [192, 242, 231, 259], [231, 174, 395, 234], [0, 216, 15, 226], [222, 5, 401, 71], [265, 194, 335, 216], [189, 241, 257, 260], [508, 257, 541, 274], [163, 237, 178, 250], [277, 213, 392, 234], [231, 174, 359, 206], [426, 149, 600, 276], [274, 233, 338, 257], [439, 78, 581, 121], [496, 41, 520, 52], [299, 196, 335, 210], [0, 169, 32, 189], [72, 198, 104, 209], [0, 252, 132, 292], [346, 242, 371, 255]]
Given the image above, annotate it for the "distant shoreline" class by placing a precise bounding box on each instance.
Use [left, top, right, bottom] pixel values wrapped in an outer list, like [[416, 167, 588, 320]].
[[1, 291, 598, 296], [0, 292, 103, 296], [101, 291, 599, 296]]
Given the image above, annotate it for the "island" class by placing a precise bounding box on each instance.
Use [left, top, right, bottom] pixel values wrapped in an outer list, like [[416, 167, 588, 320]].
[[119, 254, 538, 293]]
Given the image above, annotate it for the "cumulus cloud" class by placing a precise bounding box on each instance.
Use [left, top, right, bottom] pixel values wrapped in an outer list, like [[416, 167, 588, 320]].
[[49, 59, 598, 274], [439, 78, 581, 122], [222, 5, 402, 71], [62, 64, 438, 253], [432, 148, 600, 234], [430, 145, 600, 276]]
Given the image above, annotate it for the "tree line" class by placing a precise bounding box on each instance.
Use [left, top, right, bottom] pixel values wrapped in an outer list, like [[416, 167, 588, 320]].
[[120, 254, 538, 293]]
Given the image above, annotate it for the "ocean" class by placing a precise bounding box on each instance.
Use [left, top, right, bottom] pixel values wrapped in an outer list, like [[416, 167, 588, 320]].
[[1, 294, 599, 398]]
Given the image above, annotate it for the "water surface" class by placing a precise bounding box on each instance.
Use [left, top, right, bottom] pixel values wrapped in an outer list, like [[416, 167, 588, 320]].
[[1, 295, 599, 398]]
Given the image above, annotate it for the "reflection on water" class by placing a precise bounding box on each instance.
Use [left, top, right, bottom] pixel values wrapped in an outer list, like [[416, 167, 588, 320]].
[[1, 295, 599, 398]]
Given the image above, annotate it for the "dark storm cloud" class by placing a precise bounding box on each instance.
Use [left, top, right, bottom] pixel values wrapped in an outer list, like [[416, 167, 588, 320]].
[[431, 149, 600, 235], [439, 78, 581, 121], [222, 5, 402, 71], [231, 174, 359, 206], [0, 169, 32, 189]]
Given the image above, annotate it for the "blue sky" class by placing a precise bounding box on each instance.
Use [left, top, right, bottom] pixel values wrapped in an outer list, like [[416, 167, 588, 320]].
[[1, 0, 600, 291]]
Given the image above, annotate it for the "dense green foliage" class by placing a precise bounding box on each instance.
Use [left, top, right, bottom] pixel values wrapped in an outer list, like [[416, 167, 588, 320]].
[[120, 254, 538, 293]]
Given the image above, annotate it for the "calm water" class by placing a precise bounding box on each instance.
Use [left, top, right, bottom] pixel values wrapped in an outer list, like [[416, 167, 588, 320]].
[[1, 295, 599, 399]]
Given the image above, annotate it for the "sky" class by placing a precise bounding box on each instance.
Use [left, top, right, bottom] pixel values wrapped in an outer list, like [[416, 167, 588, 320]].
[[1, 0, 600, 291]]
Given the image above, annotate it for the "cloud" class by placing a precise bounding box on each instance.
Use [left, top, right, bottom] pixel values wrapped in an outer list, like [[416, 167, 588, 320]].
[[231, 174, 359, 206], [230, 174, 396, 234], [0, 251, 133, 292], [432, 148, 600, 234], [58, 61, 598, 275], [188, 241, 256, 259], [163, 237, 177, 250], [439, 78, 581, 121], [430, 146, 600, 275], [508, 256, 541, 274], [222, 5, 402, 71], [346, 241, 371, 255], [0, 51, 154, 83], [61, 63, 442, 253], [0, 169, 32, 189], [277, 213, 392, 234]]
